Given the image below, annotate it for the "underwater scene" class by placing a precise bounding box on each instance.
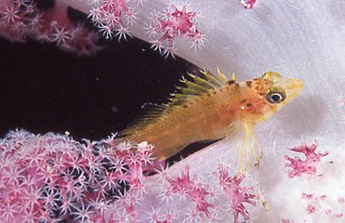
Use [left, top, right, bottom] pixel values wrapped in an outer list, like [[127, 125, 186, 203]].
[[1, 0, 345, 222]]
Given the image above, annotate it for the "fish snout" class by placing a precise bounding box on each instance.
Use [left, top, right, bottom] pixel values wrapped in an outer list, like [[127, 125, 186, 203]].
[[283, 78, 304, 104]]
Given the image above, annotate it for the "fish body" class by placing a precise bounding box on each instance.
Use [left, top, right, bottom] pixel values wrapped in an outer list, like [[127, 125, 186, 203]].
[[121, 69, 304, 166]]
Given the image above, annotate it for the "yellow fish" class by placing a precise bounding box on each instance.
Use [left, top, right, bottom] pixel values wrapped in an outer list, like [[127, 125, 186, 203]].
[[120, 69, 303, 172]]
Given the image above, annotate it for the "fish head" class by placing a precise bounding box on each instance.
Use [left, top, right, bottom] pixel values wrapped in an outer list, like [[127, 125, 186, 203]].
[[240, 71, 304, 122]]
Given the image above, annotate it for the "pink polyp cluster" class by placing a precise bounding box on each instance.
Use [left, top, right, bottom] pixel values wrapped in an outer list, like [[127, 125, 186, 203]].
[[0, 129, 154, 222], [0, 1, 256, 57], [0, 0, 101, 55], [281, 143, 345, 221], [0, 129, 261, 222], [217, 165, 257, 223], [147, 4, 204, 58], [284, 143, 328, 178], [152, 165, 257, 222], [166, 166, 215, 220], [297, 192, 345, 220], [89, 0, 138, 40]]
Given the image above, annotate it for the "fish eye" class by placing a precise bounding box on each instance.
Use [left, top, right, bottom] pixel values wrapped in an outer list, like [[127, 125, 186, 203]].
[[266, 87, 286, 104]]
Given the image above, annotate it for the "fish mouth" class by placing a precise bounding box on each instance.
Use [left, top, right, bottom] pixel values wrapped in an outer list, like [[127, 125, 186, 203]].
[[282, 78, 304, 104]]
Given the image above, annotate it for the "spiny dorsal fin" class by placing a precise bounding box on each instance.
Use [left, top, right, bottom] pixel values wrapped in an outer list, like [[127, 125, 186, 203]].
[[120, 103, 167, 136], [168, 68, 233, 106], [121, 68, 234, 136]]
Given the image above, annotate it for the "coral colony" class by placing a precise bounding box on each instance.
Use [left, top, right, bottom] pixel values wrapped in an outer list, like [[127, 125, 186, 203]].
[[0, 0, 208, 58], [0, 0, 100, 55], [284, 143, 328, 178], [0, 130, 144, 222], [1, 130, 331, 222], [0, 130, 259, 222], [0, 0, 255, 58], [0, 132, 331, 222], [282, 144, 345, 222], [89, 0, 205, 57]]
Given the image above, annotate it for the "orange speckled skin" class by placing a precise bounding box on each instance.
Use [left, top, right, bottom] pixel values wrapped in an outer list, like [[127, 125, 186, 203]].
[[124, 72, 303, 160]]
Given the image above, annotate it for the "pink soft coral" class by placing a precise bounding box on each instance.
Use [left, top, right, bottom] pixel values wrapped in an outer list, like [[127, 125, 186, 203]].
[[88, 0, 138, 40], [166, 166, 215, 219], [0, 0, 100, 55], [0, 129, 154, 222], [218, 165, 257, 223], [284, 143, 328, 178], [0, 129, 262, 222], [147, 3, 204, 57]]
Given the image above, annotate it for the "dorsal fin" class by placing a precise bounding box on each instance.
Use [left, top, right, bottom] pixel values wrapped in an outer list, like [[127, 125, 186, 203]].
[[168, 68, 232, 106], [120, 103, 167, 136], [120, 68, 233, 136]]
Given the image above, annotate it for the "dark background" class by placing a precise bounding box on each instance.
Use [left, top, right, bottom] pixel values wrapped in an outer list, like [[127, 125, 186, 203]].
[[0, 37, 195, 141]]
